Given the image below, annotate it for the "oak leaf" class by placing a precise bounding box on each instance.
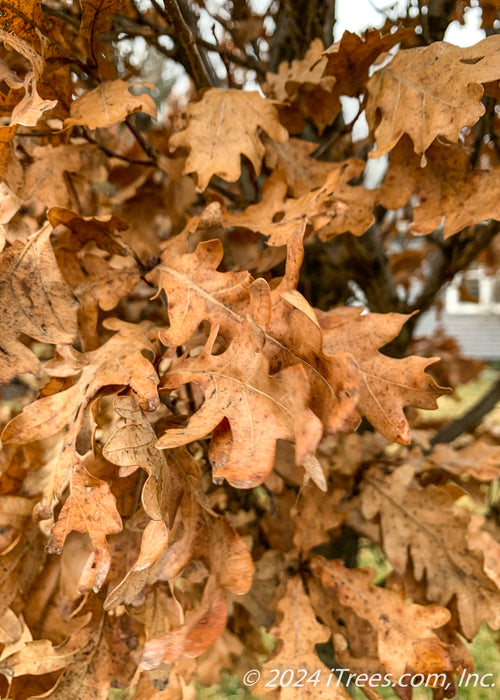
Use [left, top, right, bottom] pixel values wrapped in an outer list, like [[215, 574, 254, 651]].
[[263, 39, 339, 133], [47, 462, 122, 591], [156, 322, 323, 488], [103, 395, 183, 523], [322, 28, 411, 98], [222, 170, 347, 247], [264, 137, 333, 197], [79, 0, 132, 79], [379, 137, 500, 237], [366, 34, 500, 157], [65, 80, 157, 129], [319, 310, 447, 443], [0, 224, 77, 385], [255, 576, 350, 698], [141, 576, 228, 667], [361, 464, 500, 638], [312, 557, 456, 681], [2, 319, 159, 446], [169, 88, 288, 191], [428, 441, 500, 481], [146, 235, 253, 347]]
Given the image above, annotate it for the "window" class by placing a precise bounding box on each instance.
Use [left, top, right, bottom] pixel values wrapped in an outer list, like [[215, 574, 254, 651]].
[[446, 268, 500, 315]]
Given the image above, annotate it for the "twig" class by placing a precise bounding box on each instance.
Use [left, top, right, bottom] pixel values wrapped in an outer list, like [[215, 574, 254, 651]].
[[161, 0, 212, 90], [195, 36, 266, 77], [124, 116, 158, 163], [429, 377, 500, 448], [80, 127, 155, 166], [417, 0, 431, 44]]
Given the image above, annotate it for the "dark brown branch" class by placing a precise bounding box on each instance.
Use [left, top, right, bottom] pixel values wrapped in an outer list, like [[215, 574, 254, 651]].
[[124, 116, 158, 164], [429, 377, 500, 447], [160, 0, 212, 90], [80, 128, 155, 166], [195, 37, 266, 77]]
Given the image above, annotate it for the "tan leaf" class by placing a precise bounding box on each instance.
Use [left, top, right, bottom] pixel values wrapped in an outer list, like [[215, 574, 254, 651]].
[[0, 224, 77, 385], [209, 518, 254, 595], [361, 464, 500, 638], [322, 28, 411, 98], [366, 34, 500, 157], [319, 310, 448, 443], [157, 322, 323, 488], [169, 88, 288, 191], [103, 395, 183, 523], [255, 576, 350, 698], [379, 137, 500, 237], [65, 80, 157, 129], [22, 144, 84, 208], [312, 557, 456, 681], [48, 463, 122, 592], [146, 235, 253, 347], [79, 0, 132, 79], [263, 39, 339, 133], [428, 441, 500, 481], [0, 626, 89, 678], [10, 73, 57, 127], [2, 318, 159, 445], [141, 576, 228, 667], [292, 485, 346, 551], [222, 170, 348, 246], [264, 137, 333, 197]]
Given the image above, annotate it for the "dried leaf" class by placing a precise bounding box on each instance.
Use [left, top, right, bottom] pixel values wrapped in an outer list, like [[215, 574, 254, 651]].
[[319, 310, 448, 443], [312, 557, 456, 681], [169, 89, 288, 191], [157, 322, 323, 487], [0, 225, 77, 384], [255, 576, 350, 698], [366, 34, 500, 156], [65, 80, 157, 129], [47, 463, 122, 591], [361, 464, 500, 638]]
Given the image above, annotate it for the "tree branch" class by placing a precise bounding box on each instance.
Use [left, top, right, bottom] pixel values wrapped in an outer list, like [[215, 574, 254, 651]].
[[429, 376, 500, 447], [160, 0, 213, 90]]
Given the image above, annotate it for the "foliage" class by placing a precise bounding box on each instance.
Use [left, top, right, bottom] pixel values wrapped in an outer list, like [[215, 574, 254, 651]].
[[0, 1, 500, 698]]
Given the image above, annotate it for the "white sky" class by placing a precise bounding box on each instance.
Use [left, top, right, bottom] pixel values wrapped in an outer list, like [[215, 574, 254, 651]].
[[335, 0, 485, 46]]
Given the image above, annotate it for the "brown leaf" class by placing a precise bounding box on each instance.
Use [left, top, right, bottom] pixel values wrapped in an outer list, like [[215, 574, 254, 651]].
[[428, 441, 500, 481], [79, 0, 132, 79], [10, 73, 57, 127], [169, 88, 288, 191], [0, 625, 89, 678], [103, 395, 183, 523], [379, 137, 500, 237], [141, 576, 228, 667], [264, 137, 333, 197], [157, 322, 323, 487], [322, 28, 411, 98], [222, 170, 348, 247], [47, 462, 122, 591], [366, 34, 500, 157], [255, 576, 350, 698], [319, 310, 448, 443], [146, 234, 253, 347], [0, 224, 77, 385], [361, 464, 500, 638], [2, 319, 159, 445], [65, 80, 157, 129], [263, 39, 339, 133], [312, 557, 456, 681], [292, 485, 346, 551]]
